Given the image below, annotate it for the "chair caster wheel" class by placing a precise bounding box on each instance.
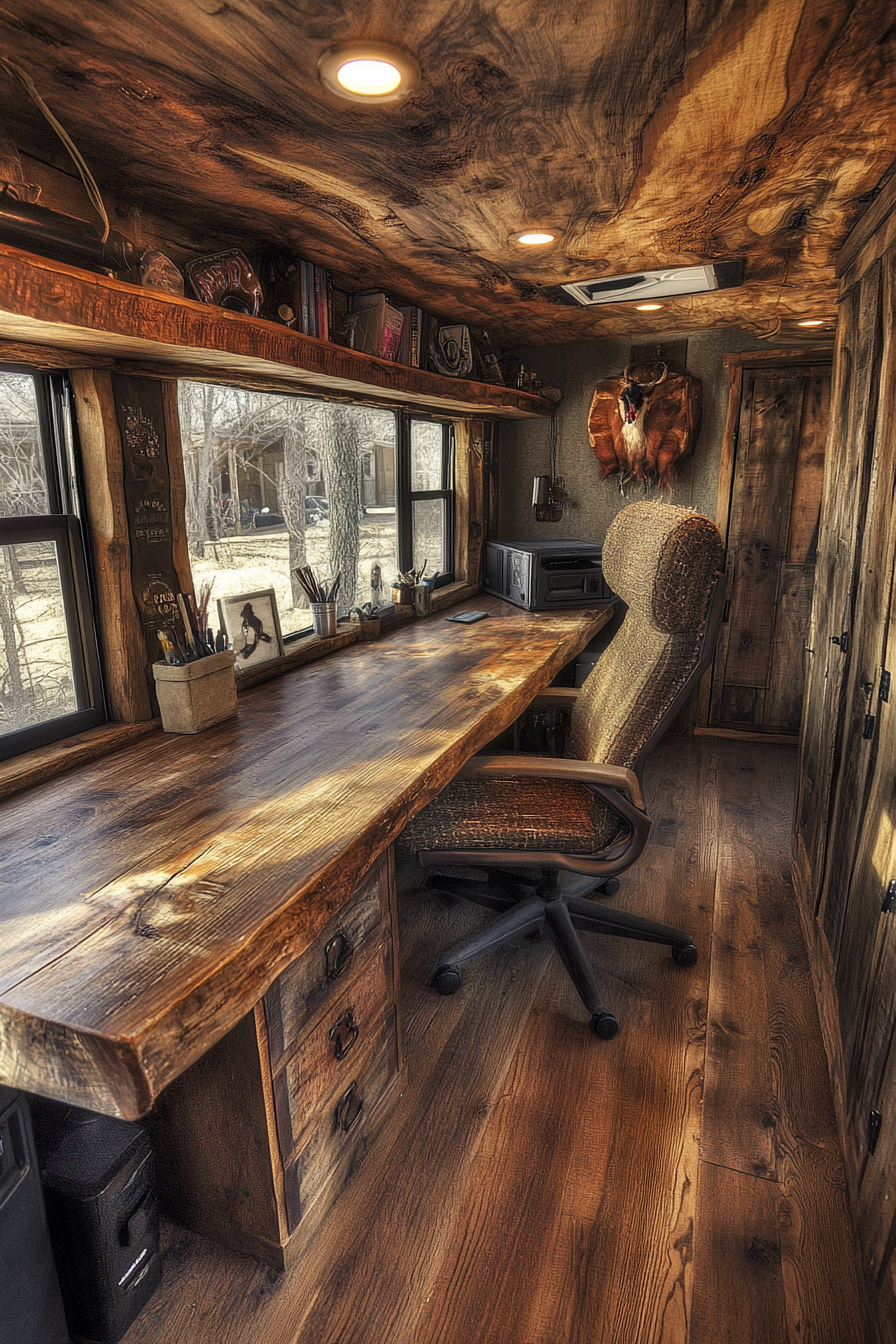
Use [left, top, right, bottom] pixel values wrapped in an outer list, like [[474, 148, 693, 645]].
[[601, 878, 620, 896], [672, 942, 698, 967], [591, 1011, 619, 1039], [433, 965, 462, 996]]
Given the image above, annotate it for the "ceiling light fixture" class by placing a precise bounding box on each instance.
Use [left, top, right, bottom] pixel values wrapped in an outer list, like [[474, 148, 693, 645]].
[[635, 302, 663, 311], [512, 230, 557, 246], [318, 41, 420, 103], [797, 318, 825, 327]]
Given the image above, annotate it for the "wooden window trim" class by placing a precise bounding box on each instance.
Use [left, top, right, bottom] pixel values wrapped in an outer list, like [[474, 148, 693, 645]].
[[0, 345, 487, 796]]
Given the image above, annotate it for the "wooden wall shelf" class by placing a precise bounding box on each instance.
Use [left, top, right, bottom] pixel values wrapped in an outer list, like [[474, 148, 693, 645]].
[[0, 244, 551, 419]]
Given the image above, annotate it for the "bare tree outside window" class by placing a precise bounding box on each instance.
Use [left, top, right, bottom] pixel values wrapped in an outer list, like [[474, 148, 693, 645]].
[[0, 371, 101, 753], [177, 383, 397, 633], [0, 372, 48, 517]]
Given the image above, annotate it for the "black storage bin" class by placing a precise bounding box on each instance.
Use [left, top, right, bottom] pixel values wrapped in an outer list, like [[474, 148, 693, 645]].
[[29, 1100, 162, 1344], [0, 1086, 70, 1344]]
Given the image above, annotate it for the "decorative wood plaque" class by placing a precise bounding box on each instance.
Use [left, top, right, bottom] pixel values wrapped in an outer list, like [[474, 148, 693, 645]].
[[111, 374, 186, 692]]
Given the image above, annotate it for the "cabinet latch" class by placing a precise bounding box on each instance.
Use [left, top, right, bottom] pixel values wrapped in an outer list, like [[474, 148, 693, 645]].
[[883, 880, 896, 914], [879, 670, 891, 703], [831, 630, 849, 654], [869, 1110, 883, 1155]]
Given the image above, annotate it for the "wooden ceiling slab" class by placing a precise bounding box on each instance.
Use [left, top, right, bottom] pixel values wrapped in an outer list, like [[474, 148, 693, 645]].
[[0, 1, 894, 347]]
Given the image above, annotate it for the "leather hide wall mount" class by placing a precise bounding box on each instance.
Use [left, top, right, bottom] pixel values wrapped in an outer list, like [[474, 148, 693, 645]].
[[587, 363, 702, 493]]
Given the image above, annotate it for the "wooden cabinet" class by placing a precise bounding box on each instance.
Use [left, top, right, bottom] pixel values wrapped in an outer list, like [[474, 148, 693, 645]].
[[792, 178, 896, 1344], [147, 850, 404, 1270]]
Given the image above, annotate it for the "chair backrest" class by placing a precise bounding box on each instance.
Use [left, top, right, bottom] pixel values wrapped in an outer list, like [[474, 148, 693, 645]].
[[566, 502, 724, 774]]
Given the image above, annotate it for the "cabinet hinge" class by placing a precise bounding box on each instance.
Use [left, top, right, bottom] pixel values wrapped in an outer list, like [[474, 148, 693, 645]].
[[882, 880, 896, 914], [831, 630, 849, 654], [721, 598, 731, 623], [863, 714, 877, 740], [879, 670, 891, 703], [869, 1110, 883, 1155]]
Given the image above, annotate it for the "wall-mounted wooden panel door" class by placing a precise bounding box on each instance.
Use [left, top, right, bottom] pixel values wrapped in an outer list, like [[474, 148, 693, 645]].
[[706, 359, 831, 738]]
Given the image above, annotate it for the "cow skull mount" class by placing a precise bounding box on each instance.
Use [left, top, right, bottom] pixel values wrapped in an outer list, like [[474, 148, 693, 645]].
[[587, 361, 702, 493]]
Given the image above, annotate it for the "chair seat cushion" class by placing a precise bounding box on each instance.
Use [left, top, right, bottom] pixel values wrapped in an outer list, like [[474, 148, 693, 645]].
[[402, 776, 625, 855]]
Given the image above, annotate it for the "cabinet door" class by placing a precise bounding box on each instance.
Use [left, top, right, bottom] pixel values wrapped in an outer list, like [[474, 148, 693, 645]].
[[792, 281, 880, 910], [708, 362, 830, 737]]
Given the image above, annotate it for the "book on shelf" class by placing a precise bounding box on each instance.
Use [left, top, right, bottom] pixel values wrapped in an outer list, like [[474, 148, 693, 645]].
[[313, 264, 329, 342], [352, 291, 405, 361], [297, 260, 314, 337], [397, 306, 423, 367], [330, 286, 352, 345]]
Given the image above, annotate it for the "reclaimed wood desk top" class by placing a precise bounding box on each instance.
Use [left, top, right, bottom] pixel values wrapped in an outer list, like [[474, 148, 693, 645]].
[[0, 597, 611, 1118]]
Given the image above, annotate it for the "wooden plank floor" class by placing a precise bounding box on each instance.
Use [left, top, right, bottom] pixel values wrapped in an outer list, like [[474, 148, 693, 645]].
[[124, 737, 866, 1344]]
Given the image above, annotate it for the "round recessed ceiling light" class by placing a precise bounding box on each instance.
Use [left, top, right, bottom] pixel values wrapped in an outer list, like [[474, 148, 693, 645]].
[[797, 318, 826, 327], [635, 302, 663, 311], [338, 59, 401, 96], [512, 230, 557, 246], [318, 41, 420, 103]]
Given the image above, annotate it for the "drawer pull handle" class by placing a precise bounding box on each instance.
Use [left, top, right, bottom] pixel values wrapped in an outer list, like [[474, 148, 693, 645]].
[[335, 1081, 363, 1133], [325, 929, 354, 980], [329, 1009, 360, 1061]]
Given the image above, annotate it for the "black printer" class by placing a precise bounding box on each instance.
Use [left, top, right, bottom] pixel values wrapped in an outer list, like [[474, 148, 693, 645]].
[[483, 538, 613, 611]]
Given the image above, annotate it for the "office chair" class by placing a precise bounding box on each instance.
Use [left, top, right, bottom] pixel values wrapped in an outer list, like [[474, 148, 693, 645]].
[[402, 501, 725, 1038]]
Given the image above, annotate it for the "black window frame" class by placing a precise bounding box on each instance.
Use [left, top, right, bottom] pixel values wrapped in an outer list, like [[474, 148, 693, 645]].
[[396, 415, 455, 586], [0, 367, 105, 761]]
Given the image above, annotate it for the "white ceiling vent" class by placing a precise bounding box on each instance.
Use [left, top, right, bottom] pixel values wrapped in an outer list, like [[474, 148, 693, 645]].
[[541, 260, 743, 307]]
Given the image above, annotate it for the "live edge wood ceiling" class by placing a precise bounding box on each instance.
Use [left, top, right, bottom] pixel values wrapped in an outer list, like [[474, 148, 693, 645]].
[[1, 0, 895, 348]]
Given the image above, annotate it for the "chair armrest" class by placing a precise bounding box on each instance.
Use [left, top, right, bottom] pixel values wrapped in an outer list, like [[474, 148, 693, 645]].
[[457, 753, 645, 812], [527, 687, 581, 709]]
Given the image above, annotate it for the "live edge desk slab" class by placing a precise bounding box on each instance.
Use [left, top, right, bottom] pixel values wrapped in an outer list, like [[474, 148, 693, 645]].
[[0, 596, 609, 1264]]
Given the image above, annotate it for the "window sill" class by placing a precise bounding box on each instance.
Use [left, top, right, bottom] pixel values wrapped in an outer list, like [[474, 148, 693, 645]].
[[232, 580, 479, 690], [0, 719, 160, 802], [0, 582, 481, 799]]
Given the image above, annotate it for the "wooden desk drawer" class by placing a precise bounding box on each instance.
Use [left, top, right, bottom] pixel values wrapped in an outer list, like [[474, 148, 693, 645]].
[[272, 940, 393, 1161], [282, 1008, 400, 1235], [263, 856, 388, 1066]]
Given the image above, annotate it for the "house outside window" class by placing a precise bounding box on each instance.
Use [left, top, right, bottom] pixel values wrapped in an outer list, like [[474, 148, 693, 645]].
[[177, 383, 454, 638]]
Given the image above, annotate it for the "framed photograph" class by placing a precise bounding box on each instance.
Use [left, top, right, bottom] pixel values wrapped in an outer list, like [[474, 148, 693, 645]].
[[217, 588, 283, 666]]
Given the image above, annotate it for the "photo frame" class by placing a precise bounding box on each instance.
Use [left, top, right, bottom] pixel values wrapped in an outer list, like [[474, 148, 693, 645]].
[[217, 588, 283, 666]]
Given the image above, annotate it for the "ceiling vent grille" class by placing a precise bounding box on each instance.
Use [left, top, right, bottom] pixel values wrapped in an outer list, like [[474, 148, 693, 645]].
[[541, 260, 744, 307]]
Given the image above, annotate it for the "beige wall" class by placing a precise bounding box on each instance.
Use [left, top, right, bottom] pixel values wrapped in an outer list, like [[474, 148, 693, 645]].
[[496, 326, 800, 544]]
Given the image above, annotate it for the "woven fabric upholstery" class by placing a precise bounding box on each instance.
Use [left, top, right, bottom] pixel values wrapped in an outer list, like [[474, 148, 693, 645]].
[[566, 502, 723, 769], [403, 776, 624, 854], [403, 501, 722, 857]]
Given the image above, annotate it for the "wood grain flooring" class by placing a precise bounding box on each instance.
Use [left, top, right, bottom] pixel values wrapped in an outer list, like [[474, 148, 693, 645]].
[[123, 737, 866, 1344]]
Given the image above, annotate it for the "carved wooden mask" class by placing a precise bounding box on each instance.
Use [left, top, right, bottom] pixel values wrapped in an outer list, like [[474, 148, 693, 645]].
[[588, 363, 703, 491]]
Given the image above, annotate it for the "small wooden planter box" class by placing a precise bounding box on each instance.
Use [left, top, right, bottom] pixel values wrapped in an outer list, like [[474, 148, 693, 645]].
[[152, 650, 237, 734]]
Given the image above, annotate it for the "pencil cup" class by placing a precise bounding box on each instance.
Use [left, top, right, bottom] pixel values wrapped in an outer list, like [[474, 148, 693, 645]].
[[311, 601, 337, 638], [152, 649, 237, 734], [413, 584, 432, 616]]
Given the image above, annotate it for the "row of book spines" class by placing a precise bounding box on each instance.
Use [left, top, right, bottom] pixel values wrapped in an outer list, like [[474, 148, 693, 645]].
[[292, 269, 433, 368], [295, 261, 330, 341]]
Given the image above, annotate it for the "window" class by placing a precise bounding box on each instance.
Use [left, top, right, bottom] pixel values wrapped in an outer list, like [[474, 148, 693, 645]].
[[398, 417, 454, 584], [0, 369, 104, 760], [177, 384, 454, 639]]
